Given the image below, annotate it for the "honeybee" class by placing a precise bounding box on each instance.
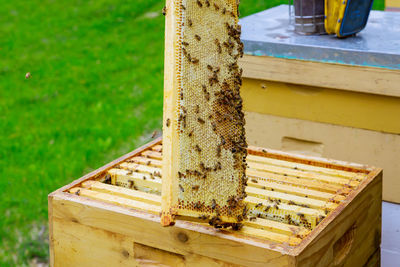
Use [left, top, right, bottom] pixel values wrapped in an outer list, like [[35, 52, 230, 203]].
[[194, 34, 201, 41], [162, 6, 167, 16], [166, 118, 170, 127], [211, 199, 216, 210], [196, 0, 203, 7]]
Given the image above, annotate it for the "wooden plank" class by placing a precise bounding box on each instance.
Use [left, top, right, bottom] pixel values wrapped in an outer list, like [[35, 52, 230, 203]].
[[127, 156, 162, 167], [246, 187, 337, 211], [247, 154, 364, 180], [294, 169, 382, 265], [241, 77, 400, 135], [248, 161, 359, 187], [245, 217, 310, 238], [141, 150, 163, 160], [120, 162, 162, 176], [82, 181, 161, 206], [108, 168, 162, 191], [151, 144, 163, 152], [69, 187, 161, 214], [239, 226, 302, 246], [51, 193, 293, 267], [134, 242, 243, 267], [52, 217, 136, 267], [245, 196, 325, 229], [240, 54, 400, 97], [247, 179, 345, 202], [247, 168, 348, 194]]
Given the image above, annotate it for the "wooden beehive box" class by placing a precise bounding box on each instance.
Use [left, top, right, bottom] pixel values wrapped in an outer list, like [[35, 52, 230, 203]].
[[48, 138, 382, 266]]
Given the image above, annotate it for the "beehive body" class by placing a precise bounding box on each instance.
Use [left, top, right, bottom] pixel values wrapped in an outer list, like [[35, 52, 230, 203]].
[[49, 139, 382, 266], [162, 0, 247, 226]]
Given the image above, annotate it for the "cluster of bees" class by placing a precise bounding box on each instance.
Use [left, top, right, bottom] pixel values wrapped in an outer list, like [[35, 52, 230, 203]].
[[164, 0, 248, 228]]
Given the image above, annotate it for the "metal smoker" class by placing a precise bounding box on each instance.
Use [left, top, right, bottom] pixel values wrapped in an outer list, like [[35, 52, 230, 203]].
[[288, 0, 326, 35]]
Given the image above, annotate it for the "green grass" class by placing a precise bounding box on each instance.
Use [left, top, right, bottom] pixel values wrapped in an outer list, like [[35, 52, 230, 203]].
[[0, 0, 384, 265]]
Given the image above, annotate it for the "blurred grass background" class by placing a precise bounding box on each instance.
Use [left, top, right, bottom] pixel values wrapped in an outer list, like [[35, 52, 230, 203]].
[[0, 0, 384, 265]]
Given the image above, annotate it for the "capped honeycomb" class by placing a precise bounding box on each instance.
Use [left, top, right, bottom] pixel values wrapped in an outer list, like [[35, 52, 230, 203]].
[[161, 0, 247, 227]]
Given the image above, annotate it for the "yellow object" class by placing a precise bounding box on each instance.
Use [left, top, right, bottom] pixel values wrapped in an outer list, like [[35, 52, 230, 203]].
[[161, 0, 247, 226], [324, 0, 347, 35], [386, 0, 400, 8], [324, 0, 373, 37], [241, 78, 400, 134]]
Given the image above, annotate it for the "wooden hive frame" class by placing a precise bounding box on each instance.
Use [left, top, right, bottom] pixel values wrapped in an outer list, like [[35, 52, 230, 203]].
[[49, 138, 382, 266]]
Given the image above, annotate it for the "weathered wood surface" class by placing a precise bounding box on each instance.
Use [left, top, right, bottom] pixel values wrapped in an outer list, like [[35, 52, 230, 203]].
[[240, 54, 400, 97]]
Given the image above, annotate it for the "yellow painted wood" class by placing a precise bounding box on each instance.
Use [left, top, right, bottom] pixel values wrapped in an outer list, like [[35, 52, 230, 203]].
[[245, 111, 400, 203], [386, 0, 400, 8], [241, 77, 400, 134], [240, 55, 400, 98]]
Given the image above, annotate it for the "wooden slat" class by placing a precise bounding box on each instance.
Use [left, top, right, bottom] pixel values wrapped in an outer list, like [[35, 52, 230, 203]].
[[151, 145, 163, 152], [82, 181, 161, 206], [245, 196, 324, 229], [69, 187, 161, 214], [127, 156, 162, 167], [141, 150, 163, 160], [247, 179, 345, 202], [247, 154, 365, 180], [83, 180, 311, 240], [119, 162, 162, 176], [246, 187, 337, 211], [247, 169, 348, 194], [248, 161, 359, 187], [139, 149, 355, 192], [108, 169, 162, 191], [239, 226, 302, 246], [245, 217, 310, 238]]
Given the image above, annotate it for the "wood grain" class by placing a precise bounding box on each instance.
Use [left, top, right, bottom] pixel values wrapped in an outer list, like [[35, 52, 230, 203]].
[[240, 55, 400, 97]]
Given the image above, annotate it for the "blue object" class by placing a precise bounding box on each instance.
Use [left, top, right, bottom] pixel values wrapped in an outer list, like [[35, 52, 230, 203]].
[[340, 0, 374, 37]]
